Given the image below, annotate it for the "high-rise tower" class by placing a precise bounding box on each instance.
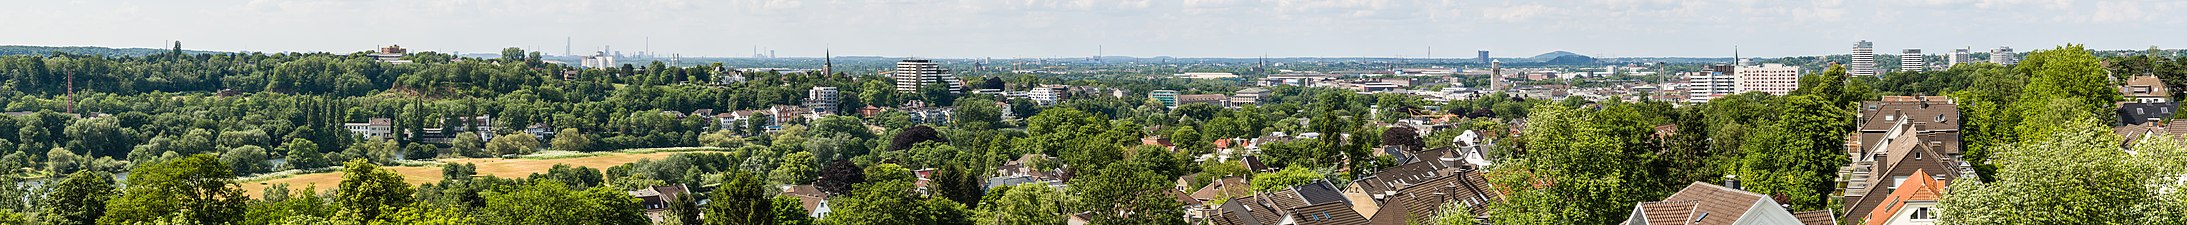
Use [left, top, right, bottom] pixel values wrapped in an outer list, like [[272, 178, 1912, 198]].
[[1852, 40, 1877, 76], [893, 59, 959, 93], [1901, 48, 1926, 72], [1989, 47, 2017, 65]]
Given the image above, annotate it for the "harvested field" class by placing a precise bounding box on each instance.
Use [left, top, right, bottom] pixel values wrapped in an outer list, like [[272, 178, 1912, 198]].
[[240, 149, 720, 198]]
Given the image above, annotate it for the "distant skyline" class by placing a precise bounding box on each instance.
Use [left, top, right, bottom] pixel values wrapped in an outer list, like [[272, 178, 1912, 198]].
[[5, 0, 2185, 58]]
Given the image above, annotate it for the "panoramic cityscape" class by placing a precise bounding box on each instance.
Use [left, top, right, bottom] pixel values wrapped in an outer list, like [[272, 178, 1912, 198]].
[[2, 1, 2186, 225]]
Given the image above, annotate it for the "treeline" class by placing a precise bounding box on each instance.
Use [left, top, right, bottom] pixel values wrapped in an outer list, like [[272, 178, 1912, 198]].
[[1480, 45, 2187, 224]]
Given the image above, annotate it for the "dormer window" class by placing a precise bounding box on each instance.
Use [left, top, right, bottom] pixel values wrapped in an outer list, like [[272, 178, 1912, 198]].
[[1935, 114, 1945, 122], [1885, 115, 1896, 121]]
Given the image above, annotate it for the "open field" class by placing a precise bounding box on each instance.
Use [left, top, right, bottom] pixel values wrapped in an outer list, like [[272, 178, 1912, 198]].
[[239, 148, 724, 198]]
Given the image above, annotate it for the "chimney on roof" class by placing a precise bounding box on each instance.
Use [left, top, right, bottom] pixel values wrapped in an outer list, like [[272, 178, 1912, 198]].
[[1919, 96, 1930, 108], [1723, 175, 1741, 190]]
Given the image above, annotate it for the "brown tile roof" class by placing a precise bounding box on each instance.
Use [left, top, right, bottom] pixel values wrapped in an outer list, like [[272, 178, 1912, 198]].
[[795, 195, 826, 215], [1362, 168, 1500, 225], [2117, 123, 2162, 148], [1793, 210, 1838, 225], [1636, 201, 1702, 225], [1192, 176, 1253, 202], [783, 185, 828, 198], [1632, 182, 1770, 225], [2123, 75, 2170, 98], [1170, 188, 1202, 206]]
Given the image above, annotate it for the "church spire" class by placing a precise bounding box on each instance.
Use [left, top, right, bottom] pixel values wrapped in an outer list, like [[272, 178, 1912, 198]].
[[823, 48, 833, 76]]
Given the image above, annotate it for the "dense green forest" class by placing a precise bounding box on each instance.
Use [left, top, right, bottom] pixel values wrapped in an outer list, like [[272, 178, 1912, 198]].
[[0, 44, 2181, 225]]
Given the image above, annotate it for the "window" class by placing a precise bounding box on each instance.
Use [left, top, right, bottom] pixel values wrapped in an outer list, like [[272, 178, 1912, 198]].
[[1910, 207, 1935, 220], [1891, 176, 1909, 189], [1914, 151, 1923, 160]]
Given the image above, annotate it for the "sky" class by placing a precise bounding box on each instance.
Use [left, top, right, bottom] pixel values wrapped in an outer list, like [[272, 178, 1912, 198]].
[[4, 0, 2184, 58]]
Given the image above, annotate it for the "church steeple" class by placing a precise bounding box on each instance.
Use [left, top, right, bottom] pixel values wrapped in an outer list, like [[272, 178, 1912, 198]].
[[822, 49, 833, 76]]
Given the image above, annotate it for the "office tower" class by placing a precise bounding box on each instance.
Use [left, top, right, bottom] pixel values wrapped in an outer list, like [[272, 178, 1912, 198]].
[[893, 59, 961, 93], [1735, 63, 1802, 96], [1989, 47, 2017, 65], [1687, 65, 1737, 103], [1852, 40, 1877, 76], [1948, 48, 1973, 68], [1901, 48, 1925, 72], [1478, 50, 1491, 65]]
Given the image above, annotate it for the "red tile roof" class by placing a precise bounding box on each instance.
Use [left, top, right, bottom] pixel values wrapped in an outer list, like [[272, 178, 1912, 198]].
[[1862, 170, 1945, 225]]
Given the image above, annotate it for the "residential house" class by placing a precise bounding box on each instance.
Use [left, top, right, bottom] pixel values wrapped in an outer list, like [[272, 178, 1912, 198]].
[[1349, 148, 1501, 225], [523, 124, 555, 139], [2117, 102, 2178, 125], [1186, 176, 1254, 222], [1620, 182, 1836, 225], [1838, 117, 1966, 222], [343, 118, 394, 141], [1210, 180, 1367, 225], [1860, 170, 1945, 225], [1847, 96, 1969, 177], [2115, 120, 2187, 153], [782, 185, 832, 219], [628, 184, 702, 223], [2122, 75, 2170, 103], [1031, 85, 1069, 106], [988, 154, 1065, 191]]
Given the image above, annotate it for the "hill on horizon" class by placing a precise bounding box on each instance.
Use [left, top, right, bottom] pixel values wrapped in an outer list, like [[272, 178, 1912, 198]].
[[0, 45, 224, 57], [1532, 51, 1587, 59]]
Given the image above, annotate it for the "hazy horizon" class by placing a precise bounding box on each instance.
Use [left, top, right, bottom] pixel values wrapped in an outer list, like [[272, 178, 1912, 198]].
[[7, 0, 2184, 58]]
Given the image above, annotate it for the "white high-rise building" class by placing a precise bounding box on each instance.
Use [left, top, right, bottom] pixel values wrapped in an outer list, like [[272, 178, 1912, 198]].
[[1686, 65, 1737, 103], [1735, 63, 1802, 96], [1948, 48, 1974, 69], [1989, 47, 2018, 65], [892, 59, 961, 93], [805, 87, 840, 114], [1901, 48, 1926, 72], [1852, 40, 1877, 76]]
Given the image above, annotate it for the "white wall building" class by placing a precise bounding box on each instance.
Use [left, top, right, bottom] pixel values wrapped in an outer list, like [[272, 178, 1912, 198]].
[[1901, 48, 1926, 72], [1989, 46, 2017, 65], [1029, 85, 1066, 106], [343, 118, 394, 141], [892, 59, 960, 93], [1685, 70, 1736, 103], [1853, 40, 1878, 76], [805, 87, 840, 114], [1947, 48, 1974, 69], [1735, 63, 1802, 96]]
